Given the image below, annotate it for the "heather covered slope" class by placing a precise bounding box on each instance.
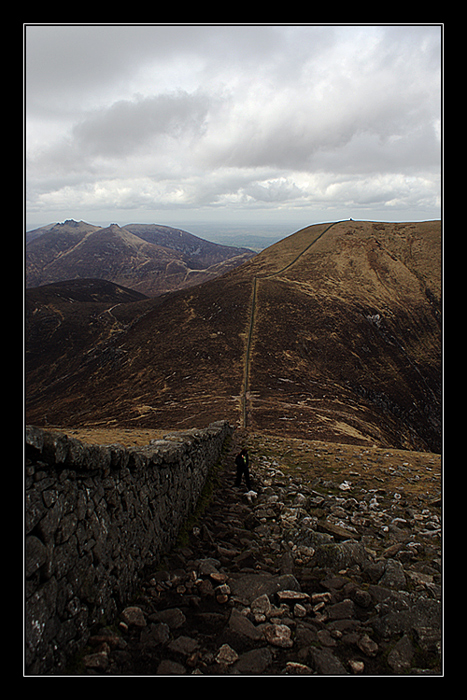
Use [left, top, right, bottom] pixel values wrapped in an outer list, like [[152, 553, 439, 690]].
[[243, 220, 441, 450], [25, 220, 441, 452]]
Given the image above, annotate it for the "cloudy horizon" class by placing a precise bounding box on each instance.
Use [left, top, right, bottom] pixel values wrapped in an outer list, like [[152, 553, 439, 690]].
[[25, 24, 442, 238]]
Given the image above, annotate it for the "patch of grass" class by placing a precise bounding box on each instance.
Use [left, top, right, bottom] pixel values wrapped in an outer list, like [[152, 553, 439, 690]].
[[245, 431, 441, 504]]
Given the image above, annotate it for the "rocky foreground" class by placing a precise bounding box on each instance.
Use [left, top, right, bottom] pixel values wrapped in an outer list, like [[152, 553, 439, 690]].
[[76, 431, 442, 676]]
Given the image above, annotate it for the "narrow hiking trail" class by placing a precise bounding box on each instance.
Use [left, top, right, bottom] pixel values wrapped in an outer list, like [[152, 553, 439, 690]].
[[239, 221, 342, 429]]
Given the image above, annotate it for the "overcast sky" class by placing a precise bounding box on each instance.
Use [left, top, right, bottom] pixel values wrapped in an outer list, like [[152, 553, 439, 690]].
[[25, 24, 442, 236]]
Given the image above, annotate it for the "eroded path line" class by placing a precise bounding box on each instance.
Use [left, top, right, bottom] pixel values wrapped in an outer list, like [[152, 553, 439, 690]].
[[239, 221, 342, 429], [240, 276, 258, 428]]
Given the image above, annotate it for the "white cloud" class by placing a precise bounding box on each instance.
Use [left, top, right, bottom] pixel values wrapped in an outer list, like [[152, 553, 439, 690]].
[[25, 24, 442, 228]]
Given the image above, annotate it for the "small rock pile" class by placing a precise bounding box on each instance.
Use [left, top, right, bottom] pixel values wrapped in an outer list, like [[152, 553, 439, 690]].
[[78, 434, 442, 676]]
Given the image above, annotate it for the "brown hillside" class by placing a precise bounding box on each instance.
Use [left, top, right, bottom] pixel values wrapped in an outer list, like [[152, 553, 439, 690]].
[[244, 220, 441, 451], [25, 220, 441, 452]]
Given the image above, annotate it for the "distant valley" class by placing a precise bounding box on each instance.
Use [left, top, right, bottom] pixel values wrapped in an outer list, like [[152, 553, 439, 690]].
[[25, 220, 256, 297], [25, 219, 442, 453]]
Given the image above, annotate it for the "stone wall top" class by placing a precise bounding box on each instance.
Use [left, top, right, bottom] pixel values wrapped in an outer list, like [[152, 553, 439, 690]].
[[25, 421, 233, 473]]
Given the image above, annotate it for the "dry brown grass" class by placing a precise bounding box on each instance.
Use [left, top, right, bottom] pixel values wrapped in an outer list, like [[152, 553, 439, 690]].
[[246, 431, 441, 503], [45, 425, 441, 504], [46, 425, 171, 447]]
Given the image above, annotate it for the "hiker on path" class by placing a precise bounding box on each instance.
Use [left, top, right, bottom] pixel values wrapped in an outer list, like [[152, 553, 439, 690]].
[[235, 447, 252, 489]]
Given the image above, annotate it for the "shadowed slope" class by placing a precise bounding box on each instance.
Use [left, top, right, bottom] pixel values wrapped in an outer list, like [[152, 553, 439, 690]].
[[25, 220, 441, 452]]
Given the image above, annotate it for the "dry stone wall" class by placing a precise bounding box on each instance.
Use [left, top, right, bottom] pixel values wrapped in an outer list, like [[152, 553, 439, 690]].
[[25, 420, 233, 674]]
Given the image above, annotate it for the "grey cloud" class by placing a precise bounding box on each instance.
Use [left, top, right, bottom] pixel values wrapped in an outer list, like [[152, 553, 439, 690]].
[[26, 25, 181, 106], [25, 25, 290, 113], [242, 179, 304, 203], [25, 24, 442, 225], [189, 27, 441, 175], [72, 91, 211, 158]]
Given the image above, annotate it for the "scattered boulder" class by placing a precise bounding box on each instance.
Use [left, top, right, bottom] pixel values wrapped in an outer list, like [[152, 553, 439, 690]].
[[57, 435, 443, 676]]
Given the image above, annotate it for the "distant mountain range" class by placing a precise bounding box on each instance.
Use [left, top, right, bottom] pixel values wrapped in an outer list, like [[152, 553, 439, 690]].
[[25, 219, 442, 453], [25, 220, 256, 296]]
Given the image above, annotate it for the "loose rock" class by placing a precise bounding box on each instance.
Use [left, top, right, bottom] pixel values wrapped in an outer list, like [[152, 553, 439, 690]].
[[215, 644, 239, 665], [76, 433, 442, 676], [263, 623, 293, 648]]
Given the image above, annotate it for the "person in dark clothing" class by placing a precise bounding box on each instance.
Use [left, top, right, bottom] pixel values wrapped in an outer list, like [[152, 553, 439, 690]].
[[235, 448, 252, 489]]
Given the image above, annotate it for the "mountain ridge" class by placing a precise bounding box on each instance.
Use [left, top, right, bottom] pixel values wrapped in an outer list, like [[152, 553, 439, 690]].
[[25, 219, 441, 453], [25, 220, 256, 297]]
